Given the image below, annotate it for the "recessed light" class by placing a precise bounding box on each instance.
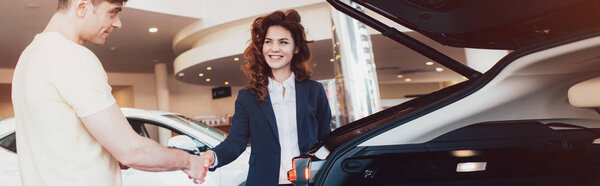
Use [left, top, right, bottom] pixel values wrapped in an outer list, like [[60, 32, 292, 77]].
[[110, 47, 116, 51], [206, 67, 212, 70], [177, 72, 184, 78], [205, 78, 211, 82], [396, 74, 404, 78], [436, 67, 444, 72], [234, 57, 240, 61], [426, 61, 434, 66], [224, 81, 229, 85], [335, 55, 341, 60], [329, 58, 335, 62], [405, 78, 412, 82], [148, 27, 158, 33], [198, 73, 204, 77]]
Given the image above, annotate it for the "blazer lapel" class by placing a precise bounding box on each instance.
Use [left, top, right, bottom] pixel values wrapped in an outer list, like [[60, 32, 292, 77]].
[[258, 95, 280, 142], [295, 80, 308, 137]]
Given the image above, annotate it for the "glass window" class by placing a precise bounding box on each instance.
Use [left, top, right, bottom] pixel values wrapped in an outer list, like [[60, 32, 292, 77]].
[[164, 115, 227, 141], [142, 123, 209, 153], [0, 132, 16, 153]]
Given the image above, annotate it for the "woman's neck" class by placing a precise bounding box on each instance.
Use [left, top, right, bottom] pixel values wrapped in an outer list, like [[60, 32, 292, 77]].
[[271, 68, 292, 83]]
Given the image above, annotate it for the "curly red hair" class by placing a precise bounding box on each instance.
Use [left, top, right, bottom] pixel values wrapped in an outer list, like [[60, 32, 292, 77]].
[[243, 9, 313, 102]]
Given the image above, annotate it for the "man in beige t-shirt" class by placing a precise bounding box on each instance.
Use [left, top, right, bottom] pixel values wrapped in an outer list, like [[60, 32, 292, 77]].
[[12, 0, 211, 185]]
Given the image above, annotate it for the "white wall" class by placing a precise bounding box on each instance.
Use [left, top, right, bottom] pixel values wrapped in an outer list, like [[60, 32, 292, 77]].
[[168, 77, 242, 117]]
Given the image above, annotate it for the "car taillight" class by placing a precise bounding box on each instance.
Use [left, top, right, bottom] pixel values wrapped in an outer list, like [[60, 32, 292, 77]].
[[288, 160, 297, 181], [305, 167, 310, 180], [288, 157, 312, 186]]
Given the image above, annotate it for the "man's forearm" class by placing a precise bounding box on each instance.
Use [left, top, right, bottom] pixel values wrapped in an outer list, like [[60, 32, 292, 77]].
[[121, 135, 192, 172]]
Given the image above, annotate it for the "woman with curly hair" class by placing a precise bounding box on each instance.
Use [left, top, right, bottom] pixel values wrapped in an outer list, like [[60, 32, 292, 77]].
[[198, 9, 332, 186]]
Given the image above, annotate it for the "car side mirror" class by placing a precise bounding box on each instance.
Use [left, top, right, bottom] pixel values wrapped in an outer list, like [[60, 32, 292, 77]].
[[167, 135, 199, 155]]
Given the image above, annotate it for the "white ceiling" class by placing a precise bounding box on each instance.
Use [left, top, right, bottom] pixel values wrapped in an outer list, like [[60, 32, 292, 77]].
[[0, 0, 197, 74], [1, 0, 468, 86]]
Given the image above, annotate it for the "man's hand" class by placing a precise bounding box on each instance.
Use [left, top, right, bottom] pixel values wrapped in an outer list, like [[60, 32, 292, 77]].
[[183, 150, 215, 184]]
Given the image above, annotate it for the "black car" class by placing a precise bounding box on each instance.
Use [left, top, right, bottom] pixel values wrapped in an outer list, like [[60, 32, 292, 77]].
[[288, 0, 600, 185]]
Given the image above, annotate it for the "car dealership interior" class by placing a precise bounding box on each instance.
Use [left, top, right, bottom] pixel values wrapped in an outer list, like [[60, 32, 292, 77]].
[[4, 0, 600, 185], [0, 0, 508, 130]]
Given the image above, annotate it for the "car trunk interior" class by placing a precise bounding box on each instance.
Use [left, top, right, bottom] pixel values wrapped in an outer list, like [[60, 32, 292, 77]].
[[338, 121, 600, 186], [316, 0, 600, 184], [317, 33, 600, 186]]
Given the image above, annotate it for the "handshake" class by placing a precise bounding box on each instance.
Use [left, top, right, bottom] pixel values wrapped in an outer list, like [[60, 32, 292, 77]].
[[183, 150, 217, 184]]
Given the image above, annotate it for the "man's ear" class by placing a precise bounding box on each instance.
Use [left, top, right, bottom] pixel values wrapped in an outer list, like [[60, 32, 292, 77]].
[[75, 0, 89, 17]]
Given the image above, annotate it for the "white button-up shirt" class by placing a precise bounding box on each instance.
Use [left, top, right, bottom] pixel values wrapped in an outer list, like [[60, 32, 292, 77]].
[[268, 73, 300, 184]]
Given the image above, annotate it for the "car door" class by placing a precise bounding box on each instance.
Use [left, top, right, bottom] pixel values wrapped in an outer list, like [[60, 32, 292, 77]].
[[121, 118, 222, 186]]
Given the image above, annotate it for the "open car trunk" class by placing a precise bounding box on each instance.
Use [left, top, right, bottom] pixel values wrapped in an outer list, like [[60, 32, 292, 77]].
[[288, 0, 600, 186]]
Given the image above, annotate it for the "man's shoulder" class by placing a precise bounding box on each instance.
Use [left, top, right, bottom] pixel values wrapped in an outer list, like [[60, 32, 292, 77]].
[[34, 33, 99, 63]]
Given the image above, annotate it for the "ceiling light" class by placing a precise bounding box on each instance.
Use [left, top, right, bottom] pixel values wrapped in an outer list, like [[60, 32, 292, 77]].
[[330, 58, 335, 62], [148, 27, 158, 33], [224, 81, 229, 85], [206, 67, 212, 70], [110, 47, 116, 51], [234, 57, 240, 61], [396, 74, 404, 78], [205, 78, 211, 82], [436, 67, 444, 72], [198, 73, 204, 77], [405, 78, 412, 82], [425, 61, 434, 66], [177, 73, 184, 78]]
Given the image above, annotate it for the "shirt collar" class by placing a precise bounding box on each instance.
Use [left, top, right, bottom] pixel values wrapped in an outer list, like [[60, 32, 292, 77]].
[[268, 72, 296, 91]]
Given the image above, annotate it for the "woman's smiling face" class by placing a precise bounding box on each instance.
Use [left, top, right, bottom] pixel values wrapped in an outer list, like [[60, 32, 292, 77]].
[[262, 25, 298, 72]]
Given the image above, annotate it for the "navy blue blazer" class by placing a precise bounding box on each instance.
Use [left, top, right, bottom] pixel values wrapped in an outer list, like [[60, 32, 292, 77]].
[[211, 79, 332, 186]]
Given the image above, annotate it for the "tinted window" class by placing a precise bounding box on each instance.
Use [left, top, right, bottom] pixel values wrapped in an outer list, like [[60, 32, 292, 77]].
[[0, 132, 16, 153]]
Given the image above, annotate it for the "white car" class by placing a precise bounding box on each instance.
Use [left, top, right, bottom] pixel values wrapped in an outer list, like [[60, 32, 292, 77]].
[[0, 108, 249, 186]]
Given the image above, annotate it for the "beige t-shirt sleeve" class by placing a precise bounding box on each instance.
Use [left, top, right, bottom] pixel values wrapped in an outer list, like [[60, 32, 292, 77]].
[[50, 49, 116, 117]]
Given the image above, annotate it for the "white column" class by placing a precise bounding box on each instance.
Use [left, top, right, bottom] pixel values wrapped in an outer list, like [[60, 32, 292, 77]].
[[330, 2, 381, 125], [154, 63, 171, 146], [464, 48, 509, 73]]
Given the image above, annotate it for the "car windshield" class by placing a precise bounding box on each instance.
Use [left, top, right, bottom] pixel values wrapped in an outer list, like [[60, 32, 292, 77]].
[[163, 115, 227, 142]]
